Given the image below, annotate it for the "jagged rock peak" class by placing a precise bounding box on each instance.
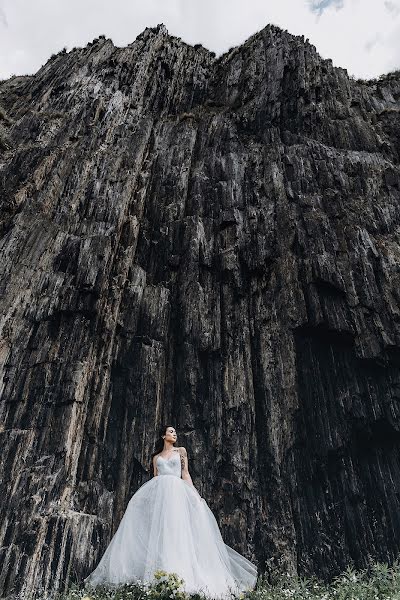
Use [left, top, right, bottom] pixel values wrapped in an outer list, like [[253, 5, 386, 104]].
[[141, 22, 169, 37], [38, 21, 328, 75]]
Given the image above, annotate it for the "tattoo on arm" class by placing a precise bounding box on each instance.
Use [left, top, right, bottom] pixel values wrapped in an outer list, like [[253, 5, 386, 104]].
[[179, 447, 188, 472]]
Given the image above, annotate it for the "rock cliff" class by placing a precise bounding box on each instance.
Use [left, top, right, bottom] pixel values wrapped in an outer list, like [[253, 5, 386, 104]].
[[1, 22, 400, 599]]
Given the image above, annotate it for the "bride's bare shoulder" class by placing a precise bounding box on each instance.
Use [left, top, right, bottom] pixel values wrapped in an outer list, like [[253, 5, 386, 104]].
[[177, 446, 187, 454]]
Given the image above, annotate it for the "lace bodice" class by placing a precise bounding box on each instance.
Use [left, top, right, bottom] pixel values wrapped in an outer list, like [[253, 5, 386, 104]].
[[156, 451, 182, 478]]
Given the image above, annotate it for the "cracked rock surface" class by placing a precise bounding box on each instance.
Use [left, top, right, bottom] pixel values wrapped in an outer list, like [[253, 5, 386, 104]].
[[1, 22, 400, 598]]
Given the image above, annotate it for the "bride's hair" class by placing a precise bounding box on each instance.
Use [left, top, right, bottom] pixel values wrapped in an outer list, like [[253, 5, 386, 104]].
[[149, 424, 175, 475]]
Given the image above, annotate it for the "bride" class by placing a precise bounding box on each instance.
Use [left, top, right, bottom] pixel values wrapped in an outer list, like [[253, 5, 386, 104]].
[[84, 425, 258, 599]]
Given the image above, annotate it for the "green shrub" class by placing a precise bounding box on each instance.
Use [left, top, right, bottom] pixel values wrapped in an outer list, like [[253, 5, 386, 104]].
[[55, 557, 400, 600]]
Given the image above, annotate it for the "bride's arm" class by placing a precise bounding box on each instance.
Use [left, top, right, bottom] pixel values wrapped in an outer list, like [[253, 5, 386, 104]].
[[152, 455, 158, 477], [179, 447, 194, 487]]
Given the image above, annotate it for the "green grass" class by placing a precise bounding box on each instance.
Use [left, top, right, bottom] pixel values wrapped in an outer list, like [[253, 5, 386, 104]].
[[54, 559, 400, 600]]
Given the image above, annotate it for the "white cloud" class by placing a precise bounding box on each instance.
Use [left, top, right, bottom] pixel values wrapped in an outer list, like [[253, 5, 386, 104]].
[[365, 33, 383, 53], [0, 0, 399, 81], [384, 0, 400, 16], [308, 0, 344, 16], [0, 3, 7, 28]]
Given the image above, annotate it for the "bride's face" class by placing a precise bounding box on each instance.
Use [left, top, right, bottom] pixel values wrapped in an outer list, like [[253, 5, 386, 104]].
[[164, 427, 177, 443]]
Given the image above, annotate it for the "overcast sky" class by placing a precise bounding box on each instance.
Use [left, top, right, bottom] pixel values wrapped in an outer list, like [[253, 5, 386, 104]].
[[0, 0, 399, 81]]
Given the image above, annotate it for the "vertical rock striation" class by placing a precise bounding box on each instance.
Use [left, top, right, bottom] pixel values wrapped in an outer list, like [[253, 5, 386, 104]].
[[0, 22, 400, 598]]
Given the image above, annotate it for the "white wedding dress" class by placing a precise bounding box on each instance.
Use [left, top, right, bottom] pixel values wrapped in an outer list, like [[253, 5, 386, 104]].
[[84, 451, 257, 599]]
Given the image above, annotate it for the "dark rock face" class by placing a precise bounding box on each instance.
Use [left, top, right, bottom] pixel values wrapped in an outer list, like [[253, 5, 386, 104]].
[[1, 22, 400, 598]]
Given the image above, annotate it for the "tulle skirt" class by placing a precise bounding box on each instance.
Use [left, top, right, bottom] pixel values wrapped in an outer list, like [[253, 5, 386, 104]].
[[84, 474, 258, 599]]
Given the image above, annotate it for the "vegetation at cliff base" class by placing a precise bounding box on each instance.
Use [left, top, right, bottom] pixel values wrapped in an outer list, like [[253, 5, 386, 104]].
[[54, 559, 400, 600]]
